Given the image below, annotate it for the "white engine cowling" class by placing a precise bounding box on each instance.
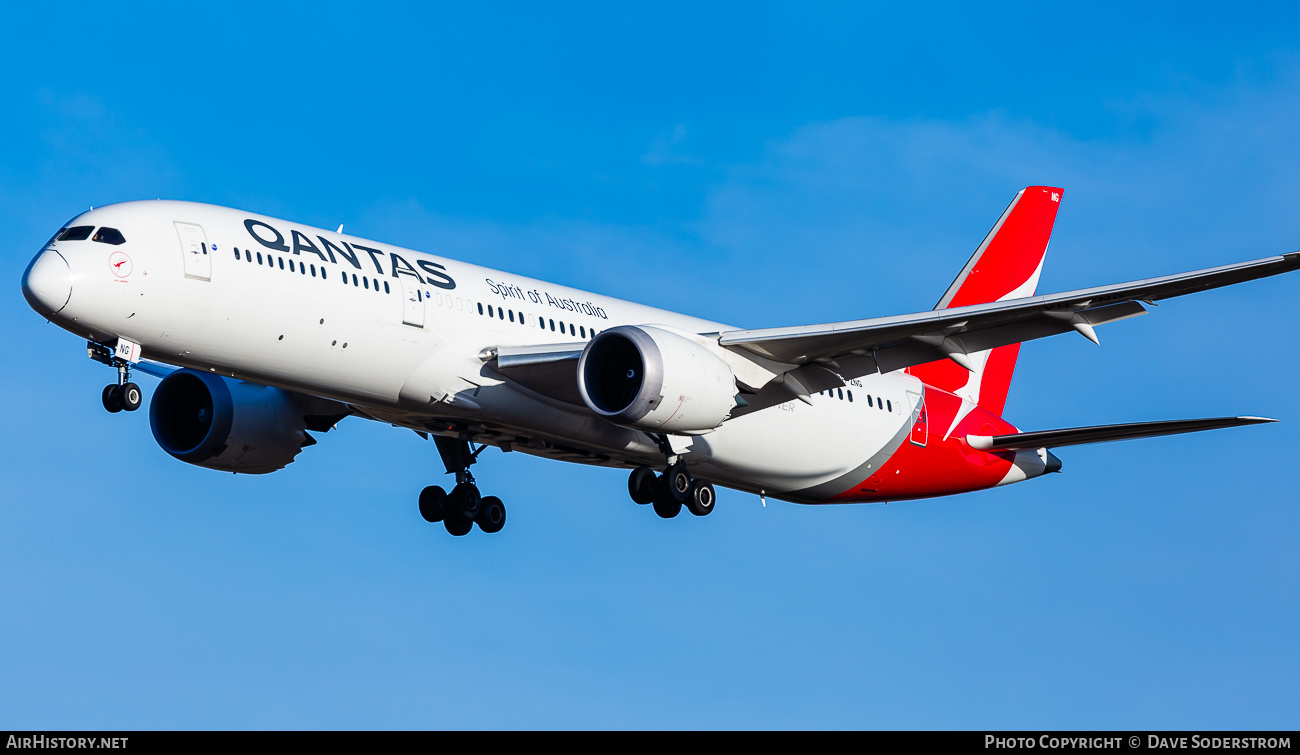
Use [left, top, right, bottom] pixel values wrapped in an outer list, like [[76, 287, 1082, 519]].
[[577, 325, 739, 434], [149, 370, 326, 474]]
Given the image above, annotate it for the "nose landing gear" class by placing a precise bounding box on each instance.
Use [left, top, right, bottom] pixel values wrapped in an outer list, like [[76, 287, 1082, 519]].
[[417, 435, 508, 536], [90, 342, 141, 413]]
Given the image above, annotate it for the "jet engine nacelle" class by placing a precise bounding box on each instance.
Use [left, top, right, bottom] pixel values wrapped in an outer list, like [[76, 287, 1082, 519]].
[[578, 325, 739, 434], [149, 370, 319, 474]]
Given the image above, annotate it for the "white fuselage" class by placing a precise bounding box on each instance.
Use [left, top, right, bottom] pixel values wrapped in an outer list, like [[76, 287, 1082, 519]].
[[27, 200, 924, 502]]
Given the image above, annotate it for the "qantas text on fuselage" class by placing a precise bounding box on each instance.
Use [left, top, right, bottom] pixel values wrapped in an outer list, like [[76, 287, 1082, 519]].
[[21, 187, 1298, 535], [243, 218, 611, 321]]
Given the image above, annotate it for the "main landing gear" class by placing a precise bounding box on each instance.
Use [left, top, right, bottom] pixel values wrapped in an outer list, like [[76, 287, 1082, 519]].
[[418, 435, 507, 536], [89, 342, 141, 414], [628, 461, 717, 519]]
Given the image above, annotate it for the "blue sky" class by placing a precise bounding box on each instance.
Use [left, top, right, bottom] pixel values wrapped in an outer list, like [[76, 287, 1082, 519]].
[[3, 2, 1299, 729]]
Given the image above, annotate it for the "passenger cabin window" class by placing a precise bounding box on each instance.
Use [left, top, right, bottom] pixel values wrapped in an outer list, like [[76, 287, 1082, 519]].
[[57, 226, 94, 241]]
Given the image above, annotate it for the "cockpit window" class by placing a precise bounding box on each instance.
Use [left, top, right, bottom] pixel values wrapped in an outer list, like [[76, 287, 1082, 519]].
[[57, 226, 94, 241], [92, 227, 126, 245]]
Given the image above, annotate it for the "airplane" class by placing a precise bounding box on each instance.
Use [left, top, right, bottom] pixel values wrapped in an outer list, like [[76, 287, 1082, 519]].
[[20, 186, 1299, 536]]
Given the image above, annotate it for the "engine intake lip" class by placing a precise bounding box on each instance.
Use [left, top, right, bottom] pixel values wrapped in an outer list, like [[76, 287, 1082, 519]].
[[149, 369, 234, 462], [578, 326, 663, 424]]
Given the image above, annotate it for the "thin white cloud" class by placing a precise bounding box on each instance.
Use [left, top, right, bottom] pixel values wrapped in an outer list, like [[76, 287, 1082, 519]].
[[334, 64, 1300, 329], [642, 123, 704, 166]]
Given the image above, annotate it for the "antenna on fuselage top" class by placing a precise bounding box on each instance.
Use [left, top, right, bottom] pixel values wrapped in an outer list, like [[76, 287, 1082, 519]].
[[337, 224, 344, 234]]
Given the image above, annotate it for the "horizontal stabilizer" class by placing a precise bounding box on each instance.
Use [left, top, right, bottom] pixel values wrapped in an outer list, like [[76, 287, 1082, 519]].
[[967, 416, 1276, 451]]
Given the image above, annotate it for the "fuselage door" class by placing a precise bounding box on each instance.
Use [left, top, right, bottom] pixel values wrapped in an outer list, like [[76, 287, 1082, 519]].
[[175, 222, 211, 281], [401, 278, 425, 328], [907, 390, 927, 446]]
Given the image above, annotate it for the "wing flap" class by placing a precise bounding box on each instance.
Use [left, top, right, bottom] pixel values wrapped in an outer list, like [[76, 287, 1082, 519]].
[[967, 416, 1276, 451], [872, 300, 1148, 375]]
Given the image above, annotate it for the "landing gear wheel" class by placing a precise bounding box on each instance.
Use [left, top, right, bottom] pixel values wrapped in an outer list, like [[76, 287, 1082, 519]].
[[652, 496, 682, 519], [628, 467, 656, 504], [652, 479, 682, 518], [664, 462, 692, 504], [449, 482, 482, 520], [443, 515, 472, 536], [101, 384, 123, 413], [685, 479, 716, 516], [419, 485, 447, 523], [120, 382, 142, 412], [476, 496, 506, 533]]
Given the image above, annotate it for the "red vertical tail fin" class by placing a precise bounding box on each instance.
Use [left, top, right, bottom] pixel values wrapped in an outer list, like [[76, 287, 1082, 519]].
[[907, 186, 1063, 417]]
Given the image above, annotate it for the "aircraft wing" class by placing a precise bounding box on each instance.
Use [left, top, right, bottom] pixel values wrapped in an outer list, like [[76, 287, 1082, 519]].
[[132, 360, 176, 380], [717, 252, 1300, 379], [486, 341, 586, 405], [967, 416, 1276, 451]]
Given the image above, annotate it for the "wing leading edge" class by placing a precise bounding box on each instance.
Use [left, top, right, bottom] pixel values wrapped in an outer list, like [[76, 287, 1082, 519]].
[[718, 252, 1300, 379]]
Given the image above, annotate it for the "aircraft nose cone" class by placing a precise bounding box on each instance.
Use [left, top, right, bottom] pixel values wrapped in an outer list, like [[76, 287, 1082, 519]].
[[22, 248, 72, 316]]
